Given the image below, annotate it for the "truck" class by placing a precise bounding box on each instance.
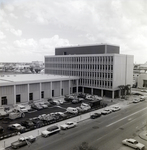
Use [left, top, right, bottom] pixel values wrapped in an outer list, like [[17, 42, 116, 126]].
[[11, 135, 36, 149], [9, 109, 25, 120]]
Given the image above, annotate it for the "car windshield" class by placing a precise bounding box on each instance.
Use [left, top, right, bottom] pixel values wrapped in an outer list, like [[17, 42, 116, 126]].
[[66, 122, 72, 125]]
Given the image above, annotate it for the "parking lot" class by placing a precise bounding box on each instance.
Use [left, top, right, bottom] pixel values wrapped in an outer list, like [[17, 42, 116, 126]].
[[0, 94, 112, 140]]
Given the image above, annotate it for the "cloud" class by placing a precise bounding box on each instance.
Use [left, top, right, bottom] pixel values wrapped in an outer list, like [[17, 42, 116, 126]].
[[10, 29, 22, 36], [0, 0, 147, 63]]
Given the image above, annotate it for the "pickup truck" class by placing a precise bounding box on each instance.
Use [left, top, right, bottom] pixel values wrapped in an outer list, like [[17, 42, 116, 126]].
[[11, 135, 36, 149]]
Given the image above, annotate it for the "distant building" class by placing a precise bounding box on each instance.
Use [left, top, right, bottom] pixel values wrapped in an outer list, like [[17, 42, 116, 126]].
[[45, 44, 134, 99]]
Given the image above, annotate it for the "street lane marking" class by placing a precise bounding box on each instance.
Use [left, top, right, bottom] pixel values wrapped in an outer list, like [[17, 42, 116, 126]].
[[106, 107, 147, 127]]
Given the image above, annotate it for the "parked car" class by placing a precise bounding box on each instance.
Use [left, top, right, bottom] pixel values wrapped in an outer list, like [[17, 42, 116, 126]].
[[41, 125, 60, 137], [111, 106, 121, 112], [80, 103, 91, 111], [140, 96, 145, 101], [0, 126, 4, 134], [64, 95, 75, 102], [31, 103, 43, 110], [30, 117, 44, 128], [101, 109, 112, 115], [16, 104, 28, 113], [132, 93, 144, 96], [122, 138, 145, 150], [66, 107, 78, 114], [60, 122, 77, 130], [54, 112, 67, 119], [76, 107, 86, 113], [85, 95, 94, 101], [90, 113, 101, 119], [72, 99, 80, 104], [39, 102, 48, 108], [21, 120, 35, 129], [11, 135, 36, 149], [7, 123, 26, 133], [133, 99, 140, 103], [77, 93, 86, 98]]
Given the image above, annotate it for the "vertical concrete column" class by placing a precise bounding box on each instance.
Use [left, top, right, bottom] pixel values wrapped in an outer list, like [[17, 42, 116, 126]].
[[27, 84, 30, 102], [60, 81, 62, 96], [69, 80, 71, 95], [13, 85, 16, 106], [50, 82, 52, 98], [112, 91, 114, 99], [91, 88, 93, 95], [101, 89, 103, 97], [40, 83, 42, 100], [76, 79, 78, 95]]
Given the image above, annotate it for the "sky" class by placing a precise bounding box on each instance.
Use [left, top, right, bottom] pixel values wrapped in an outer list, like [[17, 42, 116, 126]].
[[0, 0, 147, 63]]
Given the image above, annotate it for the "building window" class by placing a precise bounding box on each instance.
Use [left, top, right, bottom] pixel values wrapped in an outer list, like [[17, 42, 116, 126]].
[[16, 95, 21, 103], [29, 93, 33, 100], [41, 91, 44, 98], [143, 80, 147, 87], [1, 97, 7, 105], [61, 89, 63, 95], [52, 90, 54, 97]]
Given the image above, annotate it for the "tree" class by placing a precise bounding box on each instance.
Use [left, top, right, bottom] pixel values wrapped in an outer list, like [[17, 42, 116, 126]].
[[73, 142, 98, 150]]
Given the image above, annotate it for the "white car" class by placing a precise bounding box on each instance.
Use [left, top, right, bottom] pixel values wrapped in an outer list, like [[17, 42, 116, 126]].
[[60, 122, 77, 130], [41, 125, 60, 137], [39, 102, 48, 108], [122, 138, 145, 150], [111, 106, 121, 112], [81, 103, 91, 111], [16, 105, 28, 113], [133, 99, 140, 103], [140, 96, 145, 101], [101, 109, 112, 115]]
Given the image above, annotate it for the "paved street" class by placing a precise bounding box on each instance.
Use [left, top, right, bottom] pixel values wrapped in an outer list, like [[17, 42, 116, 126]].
[[8, 99, 147, 150]]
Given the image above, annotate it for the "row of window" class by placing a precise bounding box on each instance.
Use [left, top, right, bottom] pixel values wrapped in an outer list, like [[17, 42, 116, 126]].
[[1, 89, 64, 105], [45, 56, 113, 63], [79, 79, 113, 87], [46, 70, 113, 79], [45, 64, 113, 70]]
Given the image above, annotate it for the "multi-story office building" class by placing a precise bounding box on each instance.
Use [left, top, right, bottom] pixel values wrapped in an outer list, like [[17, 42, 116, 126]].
[[45, 44, 134, 99]]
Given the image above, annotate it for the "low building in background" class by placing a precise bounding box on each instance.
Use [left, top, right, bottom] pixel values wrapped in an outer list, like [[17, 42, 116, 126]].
[[0, 74, 79, 106]]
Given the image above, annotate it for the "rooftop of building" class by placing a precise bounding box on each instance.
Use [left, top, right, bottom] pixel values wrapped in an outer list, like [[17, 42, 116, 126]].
[[45, 53, 133, 58], [0, 74, 79, 86], [55, 43, 120, 49]]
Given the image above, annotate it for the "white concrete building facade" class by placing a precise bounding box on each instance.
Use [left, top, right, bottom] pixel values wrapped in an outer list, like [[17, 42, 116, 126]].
[[45, 44, 134, 98]]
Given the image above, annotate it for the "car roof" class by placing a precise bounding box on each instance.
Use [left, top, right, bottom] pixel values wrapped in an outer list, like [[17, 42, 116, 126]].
[[127, 139, 137, 142]]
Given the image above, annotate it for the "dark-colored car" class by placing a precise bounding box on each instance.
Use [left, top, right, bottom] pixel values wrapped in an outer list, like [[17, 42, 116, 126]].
[[31, 103, 43, 110], [64, 95, 75, 102], [7, 123, 26, 133], [30, 117, 44, 128], [90, 113, 101, 119], [78, 93, 86, 99], [21, 120, 35, 129], [0, 126, 4, 134]]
